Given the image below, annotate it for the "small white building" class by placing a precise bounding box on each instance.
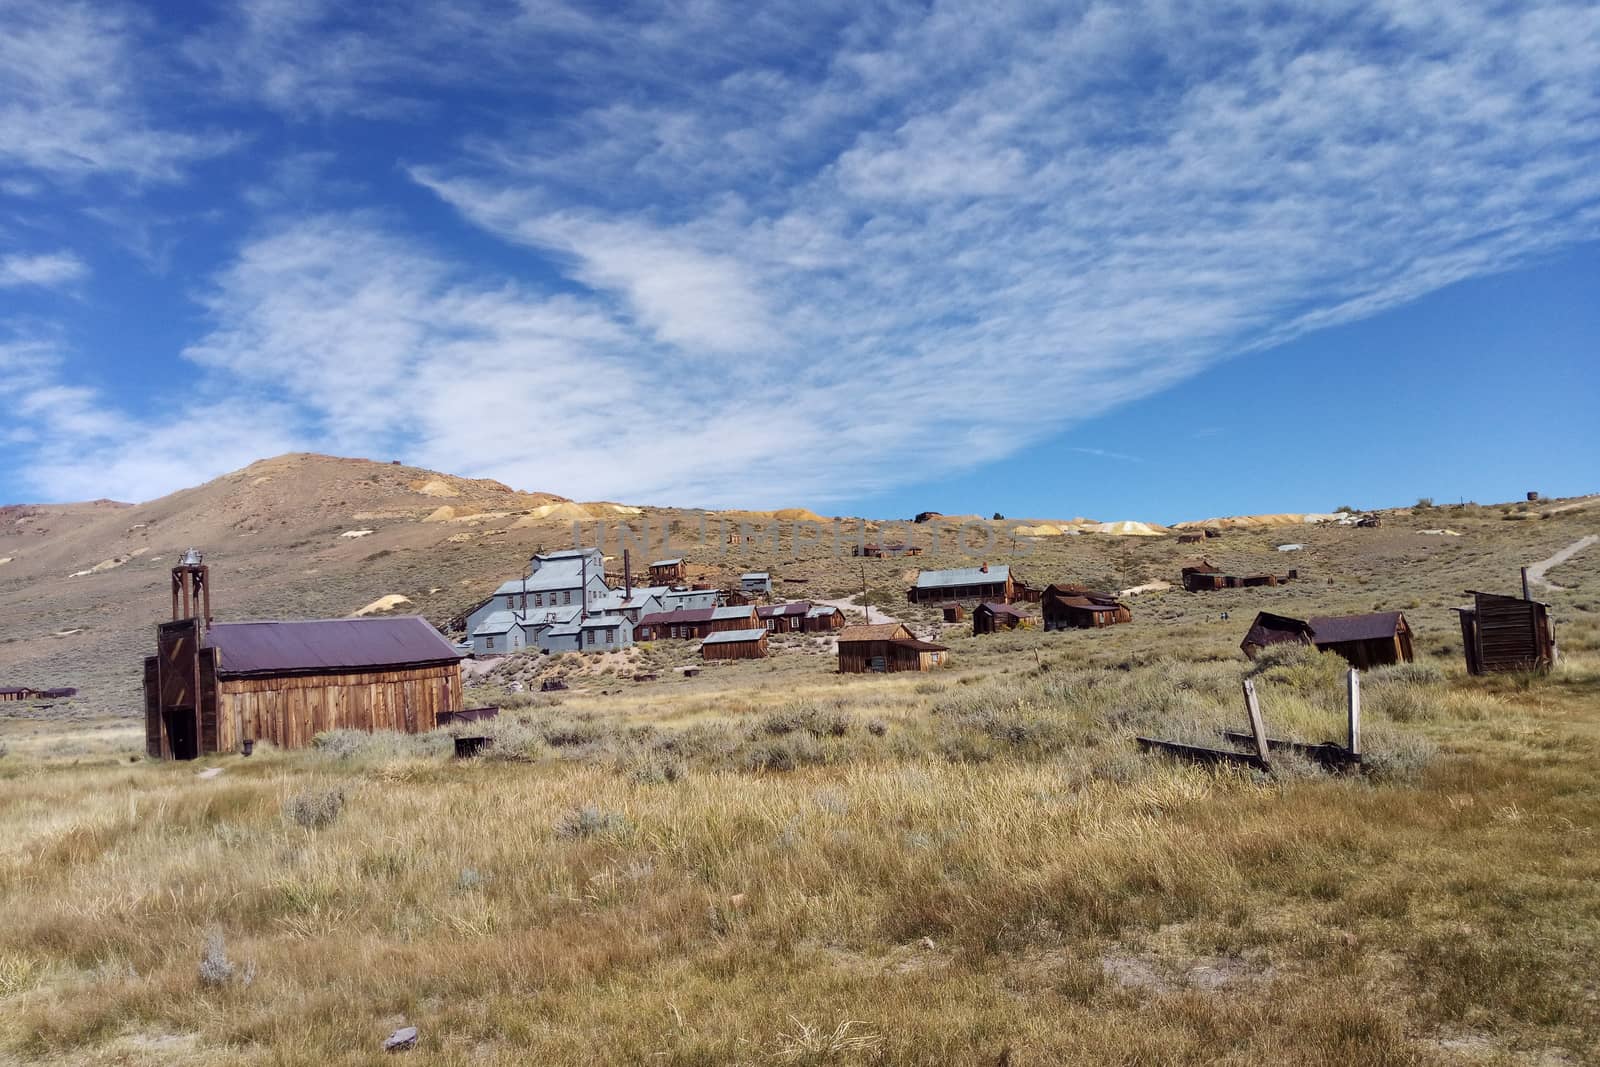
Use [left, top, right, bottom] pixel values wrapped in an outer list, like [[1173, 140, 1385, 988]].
[[741, 572, 772, 595]]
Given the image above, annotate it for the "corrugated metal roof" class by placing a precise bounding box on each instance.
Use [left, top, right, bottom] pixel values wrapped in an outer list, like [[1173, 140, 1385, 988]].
[[806, 605, 841, 617], [894, 638, 949, 652], [702, 627, 768, 644], [915, 565, 1009, 589], [742, 572, 770, 580], [207, 617, 461, 675], [650, 558, 683, 567], [640, 607, 717, 626], [472, 611, 521, 636], [1309, 612, 1405, 644], [713, 605, 758, 621], [977, 601, 1027, 617]]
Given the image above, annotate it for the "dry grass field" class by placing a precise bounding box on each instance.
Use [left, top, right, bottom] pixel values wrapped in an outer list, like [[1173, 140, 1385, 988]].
[[1, 470, 1597, 1064]]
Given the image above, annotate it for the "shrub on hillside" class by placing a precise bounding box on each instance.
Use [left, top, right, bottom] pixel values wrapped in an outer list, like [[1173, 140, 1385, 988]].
[[284, 787, 345, 830]]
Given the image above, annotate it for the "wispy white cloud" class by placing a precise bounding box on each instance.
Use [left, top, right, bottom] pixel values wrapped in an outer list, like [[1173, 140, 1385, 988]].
[[4, 1, 1600, 507], [0, 251, 87, 288], [0, 0, 227, 183]]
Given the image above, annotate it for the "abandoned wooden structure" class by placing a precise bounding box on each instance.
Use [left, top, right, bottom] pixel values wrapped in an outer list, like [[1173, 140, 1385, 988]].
[[757, 601, 811, 633], [0, 686, 77, 702], [648, 558, 687, 584], [853, 543, 924, 558], [635, 605, 760, 640], [836, 623, 948, 673], [1177, 532, 1204, 544], [803, 605, 846, 632], [906, 564, 1013, 604], [942, 604, 966, 623], [701, 627, 769, 661], [973, 601, 1029, 635], [1239, 610, 1414, 668], [1041, 586, 1132, 630], [1182, 560, 1294, 592], [143, 557, 465, 759], [1456, 591, 1555, 674]]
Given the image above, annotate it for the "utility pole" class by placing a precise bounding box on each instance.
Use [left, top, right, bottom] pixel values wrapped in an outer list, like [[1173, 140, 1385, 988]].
[[861, 563, 871, 625]]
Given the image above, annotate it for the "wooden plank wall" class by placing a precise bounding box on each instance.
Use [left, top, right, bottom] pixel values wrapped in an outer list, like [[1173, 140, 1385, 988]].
[[217, 663, 463, 751], [702, 636, 768, 661], [1476, 598, 1550, 672], [143, 656, 164, 758]]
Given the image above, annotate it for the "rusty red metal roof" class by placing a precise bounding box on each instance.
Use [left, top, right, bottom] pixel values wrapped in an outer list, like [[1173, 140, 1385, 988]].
[[205, 617, 461, 676]]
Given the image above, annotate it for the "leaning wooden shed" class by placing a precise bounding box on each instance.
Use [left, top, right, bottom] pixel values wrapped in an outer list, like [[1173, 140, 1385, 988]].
[[1239, 612, 1316, 658], [701, 627, 769, 661], [1239, 610, 1413, 669], [973, 601, 1029, 635], [836, 623, 948, 673], [1456, 591, 1554, 674]]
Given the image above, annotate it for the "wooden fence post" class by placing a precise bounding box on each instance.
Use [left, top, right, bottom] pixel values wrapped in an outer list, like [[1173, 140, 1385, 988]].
[[1346, 668, 1361, 758], [1241, 679, 1270, 766]]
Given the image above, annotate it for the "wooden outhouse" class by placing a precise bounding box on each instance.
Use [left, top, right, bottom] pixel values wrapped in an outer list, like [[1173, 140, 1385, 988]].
[[1456, 591, 1554, 674]]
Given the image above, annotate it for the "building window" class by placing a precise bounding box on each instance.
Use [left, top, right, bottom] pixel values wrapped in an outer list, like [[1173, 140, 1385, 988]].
[[586, 630, 596, 646], [605, 629, 614, 644], [564, 591, 572, 605], [486, 636, 495, 649]]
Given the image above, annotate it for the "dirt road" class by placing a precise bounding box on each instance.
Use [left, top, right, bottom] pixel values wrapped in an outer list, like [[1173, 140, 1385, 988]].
[[1526, 534, 1598, 592]]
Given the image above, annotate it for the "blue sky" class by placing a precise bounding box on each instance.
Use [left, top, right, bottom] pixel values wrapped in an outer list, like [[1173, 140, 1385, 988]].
[[1, 1, 1597, 520]]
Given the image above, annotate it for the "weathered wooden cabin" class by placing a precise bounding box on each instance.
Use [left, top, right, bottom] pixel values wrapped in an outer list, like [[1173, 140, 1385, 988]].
[[143, 556, 464, 758], [649, 558, 687, 584], [1180, 560, 1225, 592], [1042, 586, 1131, 630], [804, 605, 846, 632], [701, 627, 769, 661], [837, 623, 948, 673], [1456, 591, 1554, 674], [757, 601, 811, 633], [973, 601, 1030, 635], [636, 605, 759, 640], [907, 564, 1012, 604], [942, 604, 966, 623], [1239, 610, 1413, 668]]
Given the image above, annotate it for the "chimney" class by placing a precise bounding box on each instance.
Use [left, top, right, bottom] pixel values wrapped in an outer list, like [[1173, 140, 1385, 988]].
[[624, 548, 633, 600]]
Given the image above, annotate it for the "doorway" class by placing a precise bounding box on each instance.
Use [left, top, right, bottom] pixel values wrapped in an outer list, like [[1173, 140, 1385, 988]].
[[163, 706, 198, 760]]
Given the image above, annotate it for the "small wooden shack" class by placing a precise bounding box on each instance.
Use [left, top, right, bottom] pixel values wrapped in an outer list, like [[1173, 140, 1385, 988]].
[[701, 627, 769, 661], [1041, 586, 1131, 630], [1177, 532, 1204, 544], [854, 543, 923, 558], [973, 601, 1029, 635], [837, 623, 948, 673], [648, 558, 687, 584], [1238, 610, 1413, 668], [942, 604, 966, 623], [803, 605, 846, 632], [1456, 591, 1554, 674]]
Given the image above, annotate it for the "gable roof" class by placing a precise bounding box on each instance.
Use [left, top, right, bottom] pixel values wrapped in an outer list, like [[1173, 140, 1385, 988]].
[[894, 637, 949, 652], [1308, 611, 1406, 644], [1241, 611, 1315, 650], [915, 565, 1009, 589], [837, 623, 913, 642], [650, 558, 683, 567], [206, 617, 461, 676], [976, 601, 1027, 618]]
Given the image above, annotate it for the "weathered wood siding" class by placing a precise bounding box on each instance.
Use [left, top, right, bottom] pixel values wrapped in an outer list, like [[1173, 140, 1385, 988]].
[[1471, 595, 1553, 673], [702, 635, 768, 661], [217, 663, 463, 751]]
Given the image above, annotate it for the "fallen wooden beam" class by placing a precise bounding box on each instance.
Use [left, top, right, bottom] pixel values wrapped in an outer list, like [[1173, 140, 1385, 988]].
[[1135, 736, 1268, 771], [1220, 731, 1362, 770]]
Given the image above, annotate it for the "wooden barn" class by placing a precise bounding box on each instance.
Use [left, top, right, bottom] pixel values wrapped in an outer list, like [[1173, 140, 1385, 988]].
[[648, 558, 687, 584], [1456, 591, 1555, 674], [1239, 610, 1414, 669], [804, 605, 846, 632], [636, 605, 760, 640], [143, 556, 464, 759], [701, 627, 769, 661], [973, 601, 1030, 635], [837, 623, 948, 673], [907, 564, 1012, 604], [1042, 586, 1131, 630]]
